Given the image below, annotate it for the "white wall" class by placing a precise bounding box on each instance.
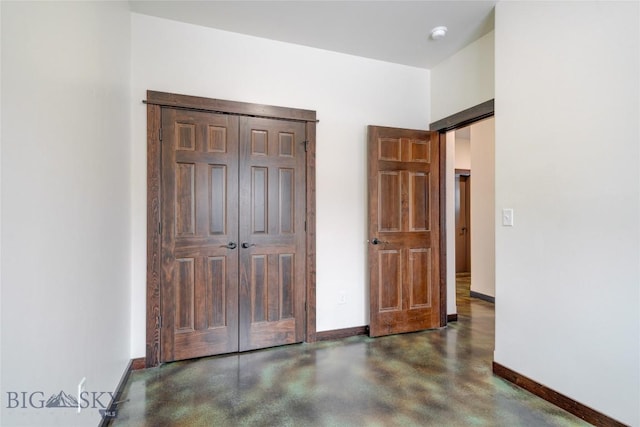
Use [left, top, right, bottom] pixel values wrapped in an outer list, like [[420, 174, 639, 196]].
[[431, 31, 494, 122], [469, 118, 495, 297], [130, 14, 430, 355], [445, 131, 456, 315], [494, 2, 639, 425], [454, 137, 471, 170], [1, 2, 131, 426]]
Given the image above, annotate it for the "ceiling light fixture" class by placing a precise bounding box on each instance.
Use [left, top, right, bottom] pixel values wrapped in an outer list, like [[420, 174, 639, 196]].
[[430, 26, 448, 41]]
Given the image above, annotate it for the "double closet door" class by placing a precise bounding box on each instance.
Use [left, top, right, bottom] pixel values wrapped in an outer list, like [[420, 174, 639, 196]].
[[160, 108, 306, 362]]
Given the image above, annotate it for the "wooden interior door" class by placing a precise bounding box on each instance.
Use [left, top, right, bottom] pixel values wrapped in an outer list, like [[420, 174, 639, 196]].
[[161, 108, 240, 362], [238, 117, 306, 351], [455, 174, 471, 273], [367, 125, 440, 337]]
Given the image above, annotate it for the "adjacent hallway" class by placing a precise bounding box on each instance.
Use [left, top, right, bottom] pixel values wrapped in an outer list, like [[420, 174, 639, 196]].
[[111, 283, 586, 426]]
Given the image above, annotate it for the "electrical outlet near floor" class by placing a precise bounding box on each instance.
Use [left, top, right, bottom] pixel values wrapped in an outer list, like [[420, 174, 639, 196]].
[[77, 377, 86, 414]]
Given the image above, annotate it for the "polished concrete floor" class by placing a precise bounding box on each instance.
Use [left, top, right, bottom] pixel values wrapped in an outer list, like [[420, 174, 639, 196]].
[[111, 277, 587, 426]]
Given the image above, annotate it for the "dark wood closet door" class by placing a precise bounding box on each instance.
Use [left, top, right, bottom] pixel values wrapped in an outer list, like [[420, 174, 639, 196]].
[[160, 108, 240, 362], [238, 117, 306, 351], [146, 91, 316, 367], [367, 126, 440, 337]]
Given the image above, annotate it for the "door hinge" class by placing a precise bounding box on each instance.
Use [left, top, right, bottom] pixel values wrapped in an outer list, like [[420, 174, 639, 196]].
[[303, 140, 309, 152], [159, 128, 163, 142], [158, 222, 162, 235], [157, 315, 162, 328], [304, 220, 307, 231]]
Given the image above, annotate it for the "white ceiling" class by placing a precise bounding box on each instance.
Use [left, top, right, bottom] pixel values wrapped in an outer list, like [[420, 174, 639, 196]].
[[128, 1, 496, 69]]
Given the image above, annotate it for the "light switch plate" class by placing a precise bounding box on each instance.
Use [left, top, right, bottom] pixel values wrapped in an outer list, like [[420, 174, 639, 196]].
[[502, 209, 514, 226]]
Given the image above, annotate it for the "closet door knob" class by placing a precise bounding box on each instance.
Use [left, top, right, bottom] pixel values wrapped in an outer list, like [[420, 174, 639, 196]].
[[241, 242, 256, 249], [221, 242, 237, 250], [370, 238, 389, 245]]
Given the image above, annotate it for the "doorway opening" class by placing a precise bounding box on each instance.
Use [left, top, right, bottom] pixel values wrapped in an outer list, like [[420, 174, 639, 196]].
[[454, 125, 472, 308], [449, 119, 495, 313], [429, 99, 495, 321]]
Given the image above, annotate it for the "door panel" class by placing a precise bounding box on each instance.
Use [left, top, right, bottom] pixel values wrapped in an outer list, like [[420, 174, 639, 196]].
[[455, 174, 471, 273], [161, 109, 240, 362], [239, 117, 306, 351], [368, 126, 440, 337]]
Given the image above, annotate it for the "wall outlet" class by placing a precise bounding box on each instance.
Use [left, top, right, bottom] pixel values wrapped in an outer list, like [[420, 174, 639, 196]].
[[77, 377, 86, 414], [338, 291, 346, 305]]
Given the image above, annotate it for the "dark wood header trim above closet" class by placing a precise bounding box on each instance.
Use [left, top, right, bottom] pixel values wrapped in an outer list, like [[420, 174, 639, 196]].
[[145, 91, 318, 123]]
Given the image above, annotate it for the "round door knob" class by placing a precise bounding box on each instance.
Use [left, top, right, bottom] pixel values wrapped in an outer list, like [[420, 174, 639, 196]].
[[370, 238, 389, 245]]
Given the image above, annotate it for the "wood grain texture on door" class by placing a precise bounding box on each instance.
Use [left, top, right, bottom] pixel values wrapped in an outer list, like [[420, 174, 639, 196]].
[[238, 117, 306, 351], [160, 109, 308, 362], [455, 174, 471, 273], [161, 109, 240, 362], [367, 126, 441, 337], [147, 91, 317, 367]]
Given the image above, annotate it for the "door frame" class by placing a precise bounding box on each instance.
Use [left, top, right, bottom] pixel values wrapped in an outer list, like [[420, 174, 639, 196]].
[[430, 99, 494, 324], [144, 90, 318, 367]]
